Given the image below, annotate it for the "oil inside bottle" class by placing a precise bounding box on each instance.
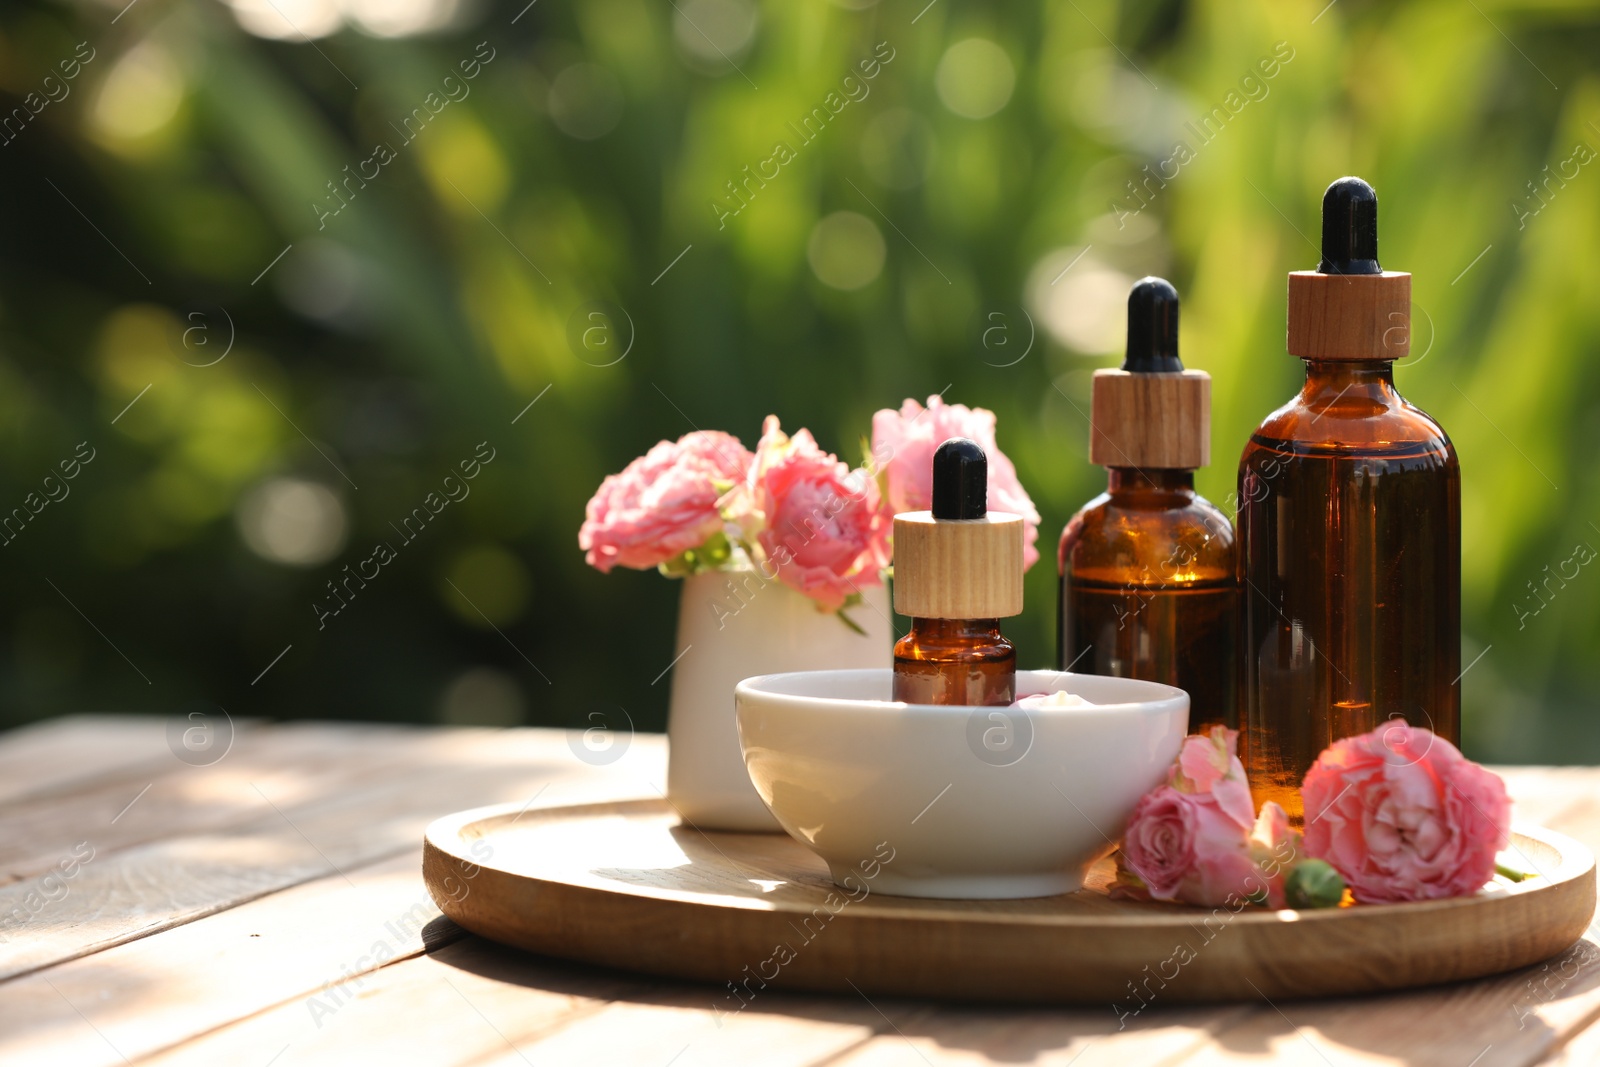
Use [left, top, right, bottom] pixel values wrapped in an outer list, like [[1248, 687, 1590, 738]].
[[893, 618, 1016, 705], [1059, 470, 1237, 732], [1062, 583, 1236, 729], [1239, 373, 1460, 821]]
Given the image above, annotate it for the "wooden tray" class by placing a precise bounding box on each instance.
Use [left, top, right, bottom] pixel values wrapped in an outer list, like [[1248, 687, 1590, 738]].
[[422, 798, 1596, 1004]]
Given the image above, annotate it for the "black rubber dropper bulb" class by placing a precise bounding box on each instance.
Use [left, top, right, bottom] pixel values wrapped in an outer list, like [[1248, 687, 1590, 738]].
[[1318, 176, 1382, 276], [1123, 276, 1183, 373], [932, 438, 987, 520]]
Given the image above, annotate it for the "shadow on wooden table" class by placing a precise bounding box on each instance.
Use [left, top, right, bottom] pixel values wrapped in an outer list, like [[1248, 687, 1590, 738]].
[[425, 918, 1600, 1066]]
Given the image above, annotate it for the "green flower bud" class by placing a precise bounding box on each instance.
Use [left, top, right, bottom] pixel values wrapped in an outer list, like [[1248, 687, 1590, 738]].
[[1285, 859, 1346, 909]]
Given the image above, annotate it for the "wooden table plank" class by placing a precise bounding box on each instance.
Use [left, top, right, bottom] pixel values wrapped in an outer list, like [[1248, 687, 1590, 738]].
[[0, 805, 644, 1067], [0, 715, 199, 807], [0, 734, 665, 1066], [0, 852, 456, 1066], [799, 1003, 1254, 1067], [1534, 1005, 1600, 1065], [138, 937, 650, 1067], [461, 985, 892, 1067], [1498, 768, 1600, 827], [0, 720, 422, 885], [0, 726, 664, 981], [1157, 981, 1555, 1067], [142, 937, 891, 1067]]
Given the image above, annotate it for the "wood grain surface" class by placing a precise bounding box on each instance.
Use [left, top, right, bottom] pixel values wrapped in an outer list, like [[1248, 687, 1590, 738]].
[[1089, 368, 1211, 470], [2, 716, 1598, 1067], [1286, 270, 1412, 361], [892, 512, 1025, 620]]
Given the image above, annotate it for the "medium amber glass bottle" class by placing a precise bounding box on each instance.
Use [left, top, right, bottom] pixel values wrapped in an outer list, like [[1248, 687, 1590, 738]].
[[893, 438, 1023, 705], [1239, 178, 1460, 821], [1058, 278, 1237, 732]]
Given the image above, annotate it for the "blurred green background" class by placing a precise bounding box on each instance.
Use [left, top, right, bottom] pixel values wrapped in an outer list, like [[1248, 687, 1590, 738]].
[[0, 0, 1595, 761]]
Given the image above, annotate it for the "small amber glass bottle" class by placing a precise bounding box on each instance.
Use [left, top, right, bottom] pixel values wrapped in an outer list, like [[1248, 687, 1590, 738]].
[[1058, 278, 1237, 732], [1239, 178, 1460, 821], [893, 617, 1015, 706], [893, 439, 1023, 706]]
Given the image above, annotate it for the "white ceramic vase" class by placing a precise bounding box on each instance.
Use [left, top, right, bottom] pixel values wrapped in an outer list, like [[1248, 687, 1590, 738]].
[[666, 567, 891, 831]]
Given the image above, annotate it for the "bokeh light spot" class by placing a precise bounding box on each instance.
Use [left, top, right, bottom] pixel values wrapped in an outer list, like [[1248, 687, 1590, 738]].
[[92, 42, 183, 145], [437, 667, 525, 726], [672, 0, 760, 71], [236, 478, 348, 567], [442, 545, 531, 627], [276, 241, 364, 325], [423, 116, 510, 211], [807, 211, 886, 291], [225, 0, 342, 41], [547, 64, 625, 141], [344, 0, 462, 38], [1028, 250, 1133, 354], [1062, 50, 1158, 141], [935, 38, 1015, 120]]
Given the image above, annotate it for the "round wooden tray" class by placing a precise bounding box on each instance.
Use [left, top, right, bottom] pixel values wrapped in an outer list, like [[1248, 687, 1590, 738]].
[[422, 798, 1595, 1004]]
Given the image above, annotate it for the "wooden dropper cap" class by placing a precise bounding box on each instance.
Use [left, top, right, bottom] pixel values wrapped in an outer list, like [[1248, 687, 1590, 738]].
[[1287, 177, 1411, 361], [893, 439, 1024, 619], [1089, 277, 1211, 470]]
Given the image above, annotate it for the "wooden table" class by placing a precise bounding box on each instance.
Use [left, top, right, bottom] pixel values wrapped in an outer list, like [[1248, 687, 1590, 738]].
[[2, 716, 1597, 1066]]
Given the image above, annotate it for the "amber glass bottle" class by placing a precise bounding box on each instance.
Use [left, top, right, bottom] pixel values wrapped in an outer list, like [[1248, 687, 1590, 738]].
[[1058, 278, 1237, 732], [893, 439, 1023, 706], [1239, 178, 1460, 821], [893, 618, 1015, 706]]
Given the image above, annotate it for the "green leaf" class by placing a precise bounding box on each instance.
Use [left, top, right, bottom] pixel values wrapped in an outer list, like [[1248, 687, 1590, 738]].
[[835, 592, 867, 635], [656, 531, 734, 577]]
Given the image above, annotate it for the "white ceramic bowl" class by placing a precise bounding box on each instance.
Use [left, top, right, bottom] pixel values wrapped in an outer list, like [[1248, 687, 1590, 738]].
[[735, 668, 1188, 900]]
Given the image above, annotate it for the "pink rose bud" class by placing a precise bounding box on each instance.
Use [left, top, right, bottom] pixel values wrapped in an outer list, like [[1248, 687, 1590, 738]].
[[1284, 859, 1346, 909]]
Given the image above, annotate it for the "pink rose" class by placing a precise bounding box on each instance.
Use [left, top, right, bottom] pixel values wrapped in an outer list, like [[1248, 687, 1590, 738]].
[[1118, 785, 1198, 899], [1173, 726, 1256, 828], [578, 431, 752, 573], [1118, 727, 1287, 906], [1247, 801, 1299, 909], [871, 396, 1042, 570], [1121, 786, 1250, 904], [1301, 724, 1511, 904], [722, 416, 890, 612]]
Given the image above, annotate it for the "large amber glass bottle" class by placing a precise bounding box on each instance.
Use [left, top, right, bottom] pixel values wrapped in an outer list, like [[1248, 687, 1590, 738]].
[[1058, 278, 1237, 733], [1239, 178, 1460, 821]]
